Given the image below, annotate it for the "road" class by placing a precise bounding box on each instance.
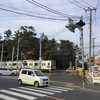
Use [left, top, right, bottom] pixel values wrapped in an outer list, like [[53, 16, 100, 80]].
[[0, 74, 100, 100]]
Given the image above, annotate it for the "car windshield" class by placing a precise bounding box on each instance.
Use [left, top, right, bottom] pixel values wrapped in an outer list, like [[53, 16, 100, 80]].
[[34, 70, 45, 76]]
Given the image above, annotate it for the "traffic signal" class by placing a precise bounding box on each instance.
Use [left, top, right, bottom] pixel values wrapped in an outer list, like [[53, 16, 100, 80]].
[[65, 24, 76, 33], [76, 20, 85, 27]]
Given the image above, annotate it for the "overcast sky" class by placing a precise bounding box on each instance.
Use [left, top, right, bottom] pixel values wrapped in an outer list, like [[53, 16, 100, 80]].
[[0, 0, 100, 55]]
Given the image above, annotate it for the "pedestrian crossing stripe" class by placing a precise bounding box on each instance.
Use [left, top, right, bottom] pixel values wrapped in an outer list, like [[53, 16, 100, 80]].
[[45, 87, 69, 91], [0, 86, 74, 100], [10, 88, 47, 97], [27, 86, 62, 93], [0, 94, 19, 100], [0, 89, 36, 100], [27, 86, 69, 92], [19, 87, 55, 94], [50, 86, 74, 90]]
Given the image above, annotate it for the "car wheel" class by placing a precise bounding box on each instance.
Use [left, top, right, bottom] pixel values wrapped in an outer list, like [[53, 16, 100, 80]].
[[11, 73, 15, 76], [18, 80, 22, 85], [34, 81, 39, 87]]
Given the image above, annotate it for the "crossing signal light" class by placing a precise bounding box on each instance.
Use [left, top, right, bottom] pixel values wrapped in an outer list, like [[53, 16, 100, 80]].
[[76, 20, 85, 27]]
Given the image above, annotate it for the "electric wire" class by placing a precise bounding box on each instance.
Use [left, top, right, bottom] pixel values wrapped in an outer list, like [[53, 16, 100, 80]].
[[73, 0, 88, 8], [81, 0, 95, 9], [48, 28, 67, 38], [0, 3, 46, 15], [26, 0, 80, 18], [92, 0, 100, 41], [27, 0, 68, 17], [0, 7, 67, 21], [67, 0, 85, 10], [96, 0, 100, 10], [0, 3, 65, 18]]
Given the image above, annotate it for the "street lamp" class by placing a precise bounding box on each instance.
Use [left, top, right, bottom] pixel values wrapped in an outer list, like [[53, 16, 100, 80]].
[[65, 16, 85, 88]]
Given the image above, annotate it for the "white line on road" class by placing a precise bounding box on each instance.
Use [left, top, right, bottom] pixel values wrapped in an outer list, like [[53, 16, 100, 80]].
[[19, 87, 54, 95], [0, 94, 19, 100], [50, 86, 74, 90], [46, 87, 68, 91], [0, 89, 36, 100], [27, 86, 61, 93], [10, 88, 46, 97]]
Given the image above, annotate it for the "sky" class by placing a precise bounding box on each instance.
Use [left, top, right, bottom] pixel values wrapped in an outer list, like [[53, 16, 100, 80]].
[[0, 0, 100, 55]]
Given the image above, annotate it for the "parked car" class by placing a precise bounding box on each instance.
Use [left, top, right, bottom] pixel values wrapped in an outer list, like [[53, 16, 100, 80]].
[[18, 69, 49, 87], [0, 68, 17, 76]]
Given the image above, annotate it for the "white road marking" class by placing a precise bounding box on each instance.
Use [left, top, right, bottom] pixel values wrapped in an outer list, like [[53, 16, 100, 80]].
[[27, 86, 61, 93], [0, 94, 19, 100], [50, 86, 74, 90], [0, 89, 36, 100], [19, 87, 54, 95], [0, 85, 74, 100], [10, 88, 46, 97], [46, 87, 68, 91]]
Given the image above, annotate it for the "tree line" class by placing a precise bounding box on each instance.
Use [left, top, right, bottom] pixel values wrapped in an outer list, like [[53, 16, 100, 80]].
[[0, 26, 80, 69]]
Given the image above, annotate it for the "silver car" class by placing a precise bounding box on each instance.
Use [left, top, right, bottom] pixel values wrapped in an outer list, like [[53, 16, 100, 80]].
[[0, 68, 17, 76]]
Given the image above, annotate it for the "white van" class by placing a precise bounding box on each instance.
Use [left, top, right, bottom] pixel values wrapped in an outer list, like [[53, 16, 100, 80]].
[[18, 69, 49, 87]]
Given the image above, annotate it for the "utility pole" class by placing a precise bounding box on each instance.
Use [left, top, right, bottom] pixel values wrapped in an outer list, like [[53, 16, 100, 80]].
[[16, 38, 20, 69], [85, 7, 96, 69], [11, 46, 14, 69], [0, 43, 4, 67], [39, 33, 45, 69]]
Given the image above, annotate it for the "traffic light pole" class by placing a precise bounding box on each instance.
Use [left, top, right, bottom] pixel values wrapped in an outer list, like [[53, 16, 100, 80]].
[[66, 16, 85, 88], [80, 26, 85, 88], [78, 16, 85, 88]]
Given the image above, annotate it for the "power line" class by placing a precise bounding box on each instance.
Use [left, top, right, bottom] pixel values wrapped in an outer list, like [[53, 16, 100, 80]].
[[0, 3, 66, 18], [26, 0, 80, 18], [0, 7, 67, 21], [82, 0, 95, 9], [67, 0, 85, 10], [73, 0, 88, 8], [95, 0, 100, 10], [92, 0, 99, 22], [48, 28, 67, 38], [0, 3, 46, 15]]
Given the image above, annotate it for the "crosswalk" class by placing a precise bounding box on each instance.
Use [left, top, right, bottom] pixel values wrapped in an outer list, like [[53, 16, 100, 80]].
[[0, 85, 74, 100]]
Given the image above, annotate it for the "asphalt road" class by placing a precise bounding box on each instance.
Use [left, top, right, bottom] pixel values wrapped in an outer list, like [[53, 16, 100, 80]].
[[0, 73, 100, 100]]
